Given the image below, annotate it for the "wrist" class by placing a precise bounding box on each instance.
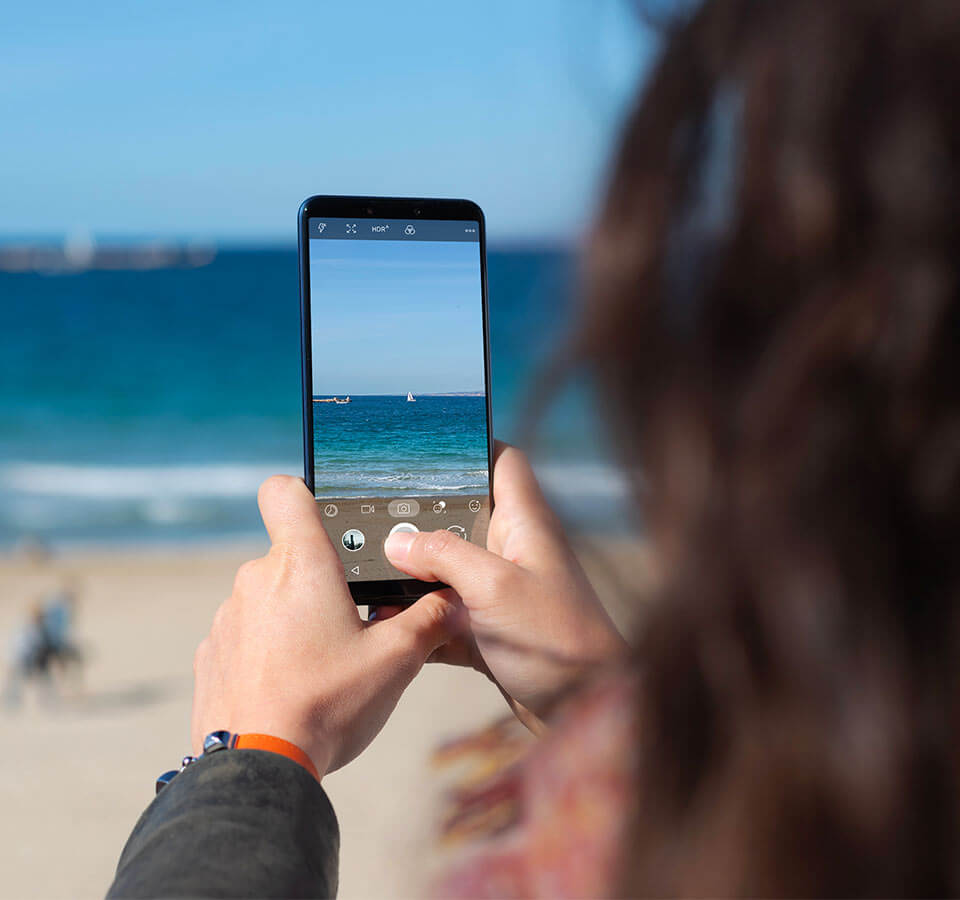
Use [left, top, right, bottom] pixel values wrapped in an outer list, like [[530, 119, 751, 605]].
[[160, 730, 326, 794], [195, 715, 332, 780], [234, 733, 323, 782]]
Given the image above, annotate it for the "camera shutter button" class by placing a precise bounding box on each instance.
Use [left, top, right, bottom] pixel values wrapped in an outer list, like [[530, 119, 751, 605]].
[[388, 522, 419, 538]]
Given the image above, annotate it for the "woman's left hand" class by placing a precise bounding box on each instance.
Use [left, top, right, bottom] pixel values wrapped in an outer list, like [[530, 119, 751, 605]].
[[191, 475, 460, 778]]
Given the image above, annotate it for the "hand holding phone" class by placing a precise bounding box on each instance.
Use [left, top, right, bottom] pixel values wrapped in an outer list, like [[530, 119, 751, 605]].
[[192, 475, 460, 777], [384, 445, 627, 720]]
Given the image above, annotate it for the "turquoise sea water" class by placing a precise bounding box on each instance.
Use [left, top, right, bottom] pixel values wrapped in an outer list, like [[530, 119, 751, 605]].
[[313, 395, 488, 498], [0, 247, 631, 546]]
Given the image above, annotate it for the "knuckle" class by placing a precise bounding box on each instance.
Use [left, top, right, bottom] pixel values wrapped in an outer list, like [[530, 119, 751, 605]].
[[423, 529, 457, 559], [420, 596, 452, 632], [268, 540, 301, 567], [266, 541, 303, 587], [233, 558, 260, 593]]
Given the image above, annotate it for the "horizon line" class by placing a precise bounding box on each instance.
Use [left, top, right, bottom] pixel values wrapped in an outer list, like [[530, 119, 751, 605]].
[[313, 391, 484, 396]]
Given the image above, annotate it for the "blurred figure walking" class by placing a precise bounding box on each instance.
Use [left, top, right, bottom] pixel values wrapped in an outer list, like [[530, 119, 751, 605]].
[[3, 579, 83, 709]]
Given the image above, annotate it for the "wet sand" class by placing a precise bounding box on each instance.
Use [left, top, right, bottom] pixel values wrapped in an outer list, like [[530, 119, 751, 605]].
[[0, 540, 647, 899]]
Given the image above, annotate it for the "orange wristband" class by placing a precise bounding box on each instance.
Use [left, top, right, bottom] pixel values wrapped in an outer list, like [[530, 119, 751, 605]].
[[233, 733, 321, 782]]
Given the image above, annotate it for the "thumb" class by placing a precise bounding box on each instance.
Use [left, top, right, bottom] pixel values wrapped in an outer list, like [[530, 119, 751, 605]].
[[386, 588, 466, 659], [369, 589, 464, 676], [384, 528, 524, 605]]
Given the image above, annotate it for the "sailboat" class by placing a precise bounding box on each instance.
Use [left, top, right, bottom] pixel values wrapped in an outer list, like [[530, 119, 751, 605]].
[[406, 391, 415, 402]]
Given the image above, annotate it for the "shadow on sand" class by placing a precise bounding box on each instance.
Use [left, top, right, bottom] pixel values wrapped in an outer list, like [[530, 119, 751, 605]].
[[76, 676, 190, 714]]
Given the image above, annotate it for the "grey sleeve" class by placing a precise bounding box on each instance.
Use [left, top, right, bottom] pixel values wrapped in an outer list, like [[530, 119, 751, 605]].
[[107, 749, 339, 899]]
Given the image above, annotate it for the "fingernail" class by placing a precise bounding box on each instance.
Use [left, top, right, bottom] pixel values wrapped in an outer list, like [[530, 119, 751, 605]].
[[384, 531, 415, 561]]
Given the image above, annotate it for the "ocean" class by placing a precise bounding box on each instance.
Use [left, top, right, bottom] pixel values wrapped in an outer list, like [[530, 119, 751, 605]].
[[0, 247, 632, 547], [312, 395, 488, 498]]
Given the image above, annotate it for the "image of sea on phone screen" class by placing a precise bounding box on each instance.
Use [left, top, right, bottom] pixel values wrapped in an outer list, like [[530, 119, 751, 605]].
[[309, 220, 490, 583]]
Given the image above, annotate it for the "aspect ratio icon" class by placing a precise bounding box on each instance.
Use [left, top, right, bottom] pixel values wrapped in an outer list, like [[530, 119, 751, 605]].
[[404, 225, 416, 235]]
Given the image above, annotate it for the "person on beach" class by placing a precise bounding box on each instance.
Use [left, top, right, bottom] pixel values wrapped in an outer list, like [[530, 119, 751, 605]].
[[41, 579, 84, 690], [2, 603, 54, 708], [3, 582, 83, 709], [109, 0, 960, 896]]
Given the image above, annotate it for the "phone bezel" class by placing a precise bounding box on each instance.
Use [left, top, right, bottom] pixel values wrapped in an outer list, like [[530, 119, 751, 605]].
[[298, 195, 494, 605]]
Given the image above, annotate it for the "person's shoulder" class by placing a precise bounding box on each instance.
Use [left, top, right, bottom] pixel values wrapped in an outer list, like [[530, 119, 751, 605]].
[[433, 668, 638, 899]]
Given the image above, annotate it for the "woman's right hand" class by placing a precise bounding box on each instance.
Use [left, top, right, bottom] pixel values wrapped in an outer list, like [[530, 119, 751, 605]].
[[383, 444, 626, 724]]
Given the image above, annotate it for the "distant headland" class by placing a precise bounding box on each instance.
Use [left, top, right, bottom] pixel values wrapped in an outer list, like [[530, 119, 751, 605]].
[[0, 236, 216, 273]]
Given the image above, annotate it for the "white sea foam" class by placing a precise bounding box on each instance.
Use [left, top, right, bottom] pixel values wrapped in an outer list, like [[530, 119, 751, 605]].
[[0, 459, 638, 538], [0, 462, 299, 500], [0, 459, 630, 501]]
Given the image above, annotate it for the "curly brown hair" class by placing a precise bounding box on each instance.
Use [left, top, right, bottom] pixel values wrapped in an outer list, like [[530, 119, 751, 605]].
[[581, 0, 960, 894]]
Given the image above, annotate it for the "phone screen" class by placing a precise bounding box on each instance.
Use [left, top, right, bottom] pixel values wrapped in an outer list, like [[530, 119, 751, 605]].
[[304, 212, 491, 592]]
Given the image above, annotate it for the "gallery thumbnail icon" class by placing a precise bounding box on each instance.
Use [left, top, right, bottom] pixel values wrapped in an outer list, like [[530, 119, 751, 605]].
[[342, 529, 365, 552]]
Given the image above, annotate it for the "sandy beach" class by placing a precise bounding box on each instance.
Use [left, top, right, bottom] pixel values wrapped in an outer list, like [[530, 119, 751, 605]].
[[0, 539, 646, 899]]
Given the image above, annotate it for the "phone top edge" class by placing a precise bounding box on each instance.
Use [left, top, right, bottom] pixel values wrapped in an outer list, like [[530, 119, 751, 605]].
[[299, 195, 483, 222]]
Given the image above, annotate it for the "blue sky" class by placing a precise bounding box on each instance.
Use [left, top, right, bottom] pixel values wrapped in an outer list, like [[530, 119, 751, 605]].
[[310, 237, 484, 394], [0, 1, 653, 243]]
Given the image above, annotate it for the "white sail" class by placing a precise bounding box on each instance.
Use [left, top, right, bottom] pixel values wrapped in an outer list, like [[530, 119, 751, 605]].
[[407, 391, 415, 402]]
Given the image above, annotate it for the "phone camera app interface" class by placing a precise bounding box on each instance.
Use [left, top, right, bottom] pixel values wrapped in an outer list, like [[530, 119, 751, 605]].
[[308, 216, 490, 582]]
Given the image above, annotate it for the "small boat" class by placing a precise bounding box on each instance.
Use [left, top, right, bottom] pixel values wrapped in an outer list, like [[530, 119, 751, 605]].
[[407, 391, 415, 402], [334, 396, 351, 404]]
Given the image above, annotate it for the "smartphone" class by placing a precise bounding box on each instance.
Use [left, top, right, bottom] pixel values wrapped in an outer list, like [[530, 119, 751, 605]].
[[298, 196, 493, 605]]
